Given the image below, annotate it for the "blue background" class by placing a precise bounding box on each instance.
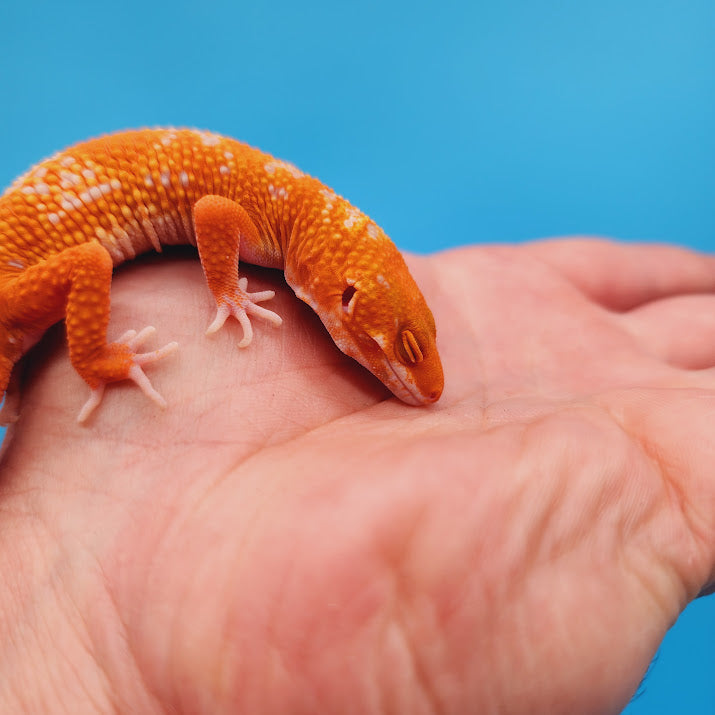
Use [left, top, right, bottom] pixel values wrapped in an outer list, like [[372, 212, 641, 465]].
[[1, 1, 713, 711]]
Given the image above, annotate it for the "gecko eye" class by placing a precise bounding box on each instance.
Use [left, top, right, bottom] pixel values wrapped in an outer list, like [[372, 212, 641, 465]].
[[396, 329, 424, 364], [341, 285, 357, 314]]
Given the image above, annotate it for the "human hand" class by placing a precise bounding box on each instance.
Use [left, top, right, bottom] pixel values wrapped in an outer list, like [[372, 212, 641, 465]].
[[1, 240, 713, 713]]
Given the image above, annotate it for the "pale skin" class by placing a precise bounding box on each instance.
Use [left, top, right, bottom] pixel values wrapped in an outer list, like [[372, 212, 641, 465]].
[[1, 238, 714, 714]]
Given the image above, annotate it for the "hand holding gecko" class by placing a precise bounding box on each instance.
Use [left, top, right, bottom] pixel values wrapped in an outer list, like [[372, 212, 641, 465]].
[[1, 239, 713, 713]]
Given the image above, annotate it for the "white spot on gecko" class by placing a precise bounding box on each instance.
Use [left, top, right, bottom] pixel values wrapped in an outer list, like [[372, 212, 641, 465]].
[[160, 171, 171, 188], [219, 165, 230, 176], [179, 171, 189, 186], [366, 223, 380, 239], [59, 156, 76, 167], [197, 131, 221, 147], [60, 193, 83, 211], [161, 131, 178, 146], [264, 159, 304, 179], [7, 259, 24, 269], [343, 206, 362, 229], [224, 151, 234, 160], [59, 170, 81, 188], [320, 191, 335, 215], [144, 174, 154, 188], [78, 183, 114, 204], [48, 213, 60, 225], [268, 184, 289, 200]]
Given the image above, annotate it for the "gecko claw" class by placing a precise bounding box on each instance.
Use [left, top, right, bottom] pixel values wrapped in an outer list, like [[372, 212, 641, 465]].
[[126, 363, 169, 408], [77, 385, 106, 423], [206, 304, 232, 335], [76, 326, 178, 423], [206, 279, 282, 346]]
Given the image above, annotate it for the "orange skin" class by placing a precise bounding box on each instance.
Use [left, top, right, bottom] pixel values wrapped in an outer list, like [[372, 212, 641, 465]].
[[0, 129, 443, 421]]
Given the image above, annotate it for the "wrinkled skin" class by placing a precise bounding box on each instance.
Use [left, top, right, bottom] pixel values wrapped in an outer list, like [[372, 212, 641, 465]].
[[1, 239, 714, 714]]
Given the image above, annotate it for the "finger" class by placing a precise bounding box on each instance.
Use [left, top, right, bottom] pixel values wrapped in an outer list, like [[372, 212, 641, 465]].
[[525, 238, 715, 312], [621, 294, 715, 369]]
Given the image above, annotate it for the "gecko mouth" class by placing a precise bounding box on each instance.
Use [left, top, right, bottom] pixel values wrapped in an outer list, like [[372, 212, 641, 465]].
[[329, 327, 432, 405], [380, 355, 425, 406]]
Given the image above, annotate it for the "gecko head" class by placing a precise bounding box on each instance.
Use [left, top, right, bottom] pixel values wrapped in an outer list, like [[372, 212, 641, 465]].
[[317, 245, 444, 406]]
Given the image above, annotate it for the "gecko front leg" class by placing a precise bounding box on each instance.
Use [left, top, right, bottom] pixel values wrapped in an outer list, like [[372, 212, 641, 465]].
[[193, 195, 282, 347]]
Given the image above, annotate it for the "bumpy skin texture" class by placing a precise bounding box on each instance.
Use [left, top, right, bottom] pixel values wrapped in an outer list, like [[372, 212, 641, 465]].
[[0, 129, 443, 421]]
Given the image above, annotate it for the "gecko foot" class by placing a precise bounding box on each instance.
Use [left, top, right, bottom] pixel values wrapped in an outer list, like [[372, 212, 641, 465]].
[[77, 326, 179, 423], [206, 277, 282, 347]]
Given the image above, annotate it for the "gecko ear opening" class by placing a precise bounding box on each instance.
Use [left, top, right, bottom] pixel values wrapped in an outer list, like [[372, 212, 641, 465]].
[[396, 329, 424, 364], [341, 285, 357, 314]]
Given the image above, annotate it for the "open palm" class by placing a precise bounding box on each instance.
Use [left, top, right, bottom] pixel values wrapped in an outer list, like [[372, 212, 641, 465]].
[[1, 239, 713, 713]]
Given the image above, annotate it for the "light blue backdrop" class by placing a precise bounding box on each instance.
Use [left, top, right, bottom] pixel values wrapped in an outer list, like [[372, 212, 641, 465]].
[[1, 2, 713, 711]]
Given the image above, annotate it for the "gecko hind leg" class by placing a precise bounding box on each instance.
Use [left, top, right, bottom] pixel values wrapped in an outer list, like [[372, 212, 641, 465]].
[[1, 242, 178, 423], [77, 327, 178, 423]]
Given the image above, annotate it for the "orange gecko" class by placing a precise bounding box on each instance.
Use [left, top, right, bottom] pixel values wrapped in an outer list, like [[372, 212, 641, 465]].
[[0, 128, 443, 423]]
